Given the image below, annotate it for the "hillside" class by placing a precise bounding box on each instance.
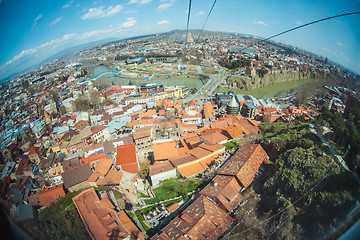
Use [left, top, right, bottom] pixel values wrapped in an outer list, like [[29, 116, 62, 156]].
[[223, 123, 360, 239]]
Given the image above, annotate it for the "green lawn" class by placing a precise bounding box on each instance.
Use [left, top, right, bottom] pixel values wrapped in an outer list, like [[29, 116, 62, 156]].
[[145, 178, 202, 204], [224, 141, 237, 150], [140, 198, 182, 215], [135, 210, 150, 231]]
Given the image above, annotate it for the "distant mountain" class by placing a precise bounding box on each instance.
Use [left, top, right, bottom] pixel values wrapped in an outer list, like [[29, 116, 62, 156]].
[[0, 37, 125, 83], [2, 29, 357, 83]]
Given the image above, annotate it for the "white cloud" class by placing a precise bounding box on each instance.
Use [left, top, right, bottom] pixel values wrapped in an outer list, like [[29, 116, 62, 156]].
[[62, 0, 74, 9], [0, 24, 139, 78], [127, 0, 152, 5], [337, 41, 344, 47], [49, 17, 63, 26], [120, 17, 137, 28], [32, 14, 43, 29], [195, 11, 204, 15], [296, 20, 302, 26], [5, 49, 37, 66], [253, 20, 267, 26], [81, 5, 123, 20], [158, 20, 170, 25], [157, 3, 172, 11]]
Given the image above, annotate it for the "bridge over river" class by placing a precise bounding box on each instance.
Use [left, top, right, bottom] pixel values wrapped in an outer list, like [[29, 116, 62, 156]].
[[90, 70, 122, 80]]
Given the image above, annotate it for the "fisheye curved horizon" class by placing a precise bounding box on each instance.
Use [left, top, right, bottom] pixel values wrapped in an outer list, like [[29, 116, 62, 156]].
[[0, 1, 360, 240]]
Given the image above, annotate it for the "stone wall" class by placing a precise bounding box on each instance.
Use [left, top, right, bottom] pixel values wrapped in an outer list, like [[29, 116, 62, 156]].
[[225, 71, 315, 91]]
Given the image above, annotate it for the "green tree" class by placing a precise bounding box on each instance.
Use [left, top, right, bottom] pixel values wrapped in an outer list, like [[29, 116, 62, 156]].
[[74, 93, 91, 112], [256, 69, 268, 78]]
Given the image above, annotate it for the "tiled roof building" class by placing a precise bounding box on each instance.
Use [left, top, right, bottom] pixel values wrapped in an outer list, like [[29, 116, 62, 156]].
[[73, 187, 144, 240], [61, 163, 92, 192], [152, 141, 180, 162], [116, 143, 139, 173], [88, 158, 123, 187], [37, 183, 66, 207], [200, 175, 243, 213], [218, 144, 269, 188], [81, 152, 107, 165], [151, 195, 233, 240]]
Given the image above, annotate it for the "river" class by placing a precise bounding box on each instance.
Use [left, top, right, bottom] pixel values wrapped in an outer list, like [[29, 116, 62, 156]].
[[93, 65, 204, 89]]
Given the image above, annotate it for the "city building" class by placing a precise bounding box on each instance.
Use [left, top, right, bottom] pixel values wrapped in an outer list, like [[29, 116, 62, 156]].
[[200, 175, 243, 213], [73, 187, 144, 240], [116, 143, 139, 173], [151, 195, 233, 240], [61, 163, 92, 192], [37, 183, 66, 207], [217, 144, 269, 188]]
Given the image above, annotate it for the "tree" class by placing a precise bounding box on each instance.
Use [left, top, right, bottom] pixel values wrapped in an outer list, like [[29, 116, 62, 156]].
[[50, 90, 61, 113], [139, 159, 151, 179], [191, 88, 197, 94], [256, 69, 268, 78], [74, 93, 91, 112], [89, 90, 101, 110], [198, 74, 210, 81]]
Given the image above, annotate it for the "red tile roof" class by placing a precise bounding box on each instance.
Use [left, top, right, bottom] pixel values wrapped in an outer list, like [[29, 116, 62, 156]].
[[166, 202, 180, 213], [152, 141, 180, 161], [28, 146, 38, 155], [149, 161, 176, 176], [81, 152, 107, 165], [218, 144, 269, 188], [116, 144, 138, 173], [151, 195, 233, 240], [90, 126, 107, 135], [177, 162, 205, 177], [72, 187, 144, 240], [38, 184, 66, 207], [199, 130, 228, 144], [201, 175, 243, 212]]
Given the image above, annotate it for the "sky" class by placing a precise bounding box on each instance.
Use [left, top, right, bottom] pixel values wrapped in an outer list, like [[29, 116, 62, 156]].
[[0, 0, 359, 80]]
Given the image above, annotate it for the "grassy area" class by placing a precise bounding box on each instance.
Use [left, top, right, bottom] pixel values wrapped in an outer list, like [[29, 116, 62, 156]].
[[144, 178, 202, 204], [217, 78, 321, 98], [135, 210, 150, 231], [39, 191, 79, 219], [137, 192, 151, 198], [259, 122, 285, 133], [224, 141, 237, 150], [228, 122, 360, 239], [140, 198, 182, 215]]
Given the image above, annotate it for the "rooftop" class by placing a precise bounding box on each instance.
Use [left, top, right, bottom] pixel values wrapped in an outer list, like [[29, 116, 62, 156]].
[[151, 195, 233, 240], [72, 187, 144, 240], [217, 144, 269, 188], [116, 143, 138, 173]]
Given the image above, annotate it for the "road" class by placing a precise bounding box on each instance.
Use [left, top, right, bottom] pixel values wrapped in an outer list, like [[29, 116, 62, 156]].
[[196, 73, 224, 95]]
